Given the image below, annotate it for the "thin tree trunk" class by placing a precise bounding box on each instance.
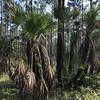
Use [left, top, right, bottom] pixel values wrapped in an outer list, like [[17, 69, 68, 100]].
[[56, 0, 65, 82], [82, 0, 84, 34], [90, 0, 93, 9], [0, 0, 2, 36], [47, 33, 52, 64]]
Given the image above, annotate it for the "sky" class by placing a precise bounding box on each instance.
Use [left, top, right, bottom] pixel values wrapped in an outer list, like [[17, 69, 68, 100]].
[[13, 0, 100, 13], [46, 0, 90, 13]]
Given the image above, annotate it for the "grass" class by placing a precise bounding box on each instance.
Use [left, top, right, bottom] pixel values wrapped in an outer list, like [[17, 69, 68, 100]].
[[0, 75, 20, 100], [0, 74, 100, 100], [0, 75, 10, 83], [52, 86, 100, 100], [51, 73, 100, 100]]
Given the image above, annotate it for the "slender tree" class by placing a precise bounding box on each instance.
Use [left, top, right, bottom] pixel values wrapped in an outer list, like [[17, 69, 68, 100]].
[[90, 0, 93, 9], [56, 0, 65, 82]]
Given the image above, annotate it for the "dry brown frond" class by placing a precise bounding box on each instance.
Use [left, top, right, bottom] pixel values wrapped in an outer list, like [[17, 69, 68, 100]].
[[26, 69, 36, 90], [18, 60, 26, 75]]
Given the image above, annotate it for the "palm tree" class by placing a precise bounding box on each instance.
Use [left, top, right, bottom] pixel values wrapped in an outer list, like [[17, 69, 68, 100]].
[[6, 3, 55, 99], [79, 6, 100, 74], [67, 6, 100, 88]]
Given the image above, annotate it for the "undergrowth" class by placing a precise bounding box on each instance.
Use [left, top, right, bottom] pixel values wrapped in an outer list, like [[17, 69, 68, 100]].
[[0, 73, 100, 100]]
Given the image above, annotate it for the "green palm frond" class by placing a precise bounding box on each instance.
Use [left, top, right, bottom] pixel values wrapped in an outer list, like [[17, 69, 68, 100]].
[[8, 3, 54, 38], [0, 37, 6, 50], [79, 7, 100, 73], [91, 29, 100, 42], [7, 3, 25, 25], [24, 13, 54, 37], [84, 6, 100, 33]]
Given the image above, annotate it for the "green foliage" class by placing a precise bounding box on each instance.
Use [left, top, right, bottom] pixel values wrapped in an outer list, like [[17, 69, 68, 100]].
[[1, 74, 100, 100], [0, 75, 19, 100], [54, 6, 64, 19], [51, 74, 100, 100], [78, 7, 100, 74], [0, 38, 5, 49], [52, 86, 100, 100], [8, 4, 25, 25], [91, 29, 100, 42], [7, 3, 55, 38], [24, 13, 54, 37], [2, 1, 100, 100], [84, 6, 100, 33], [72, 8, 80, 19], [0, 75, 10, 83], [54, 6, 79, 21]]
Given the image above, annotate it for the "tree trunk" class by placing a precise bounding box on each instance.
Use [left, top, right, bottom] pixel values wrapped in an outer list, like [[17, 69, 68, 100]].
[[68, 21, 80, 72], [56, 0, 65, 82], [90, 0, 93, 9], [50, 33, 53, 64]]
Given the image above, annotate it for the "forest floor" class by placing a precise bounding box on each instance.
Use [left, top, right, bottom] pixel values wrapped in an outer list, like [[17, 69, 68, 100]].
[[0, 75, 19, 100], [0, 74, 100, 100]]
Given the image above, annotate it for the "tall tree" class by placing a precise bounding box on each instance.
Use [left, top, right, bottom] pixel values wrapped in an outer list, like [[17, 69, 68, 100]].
[[90, 0, 93, 9], [56, 0, 65, 82], [67, 0, 81, 72]]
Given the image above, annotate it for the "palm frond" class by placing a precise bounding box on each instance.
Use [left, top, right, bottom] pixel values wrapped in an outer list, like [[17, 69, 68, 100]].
[[26, 69, 36, 90], [8, 3, 54, 37], [18, 60, 26, 75], [6, 2, 25, 25], [24, 13, 54, 37], [11, 60, 26, 81], [84, 6, 100, 33]]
